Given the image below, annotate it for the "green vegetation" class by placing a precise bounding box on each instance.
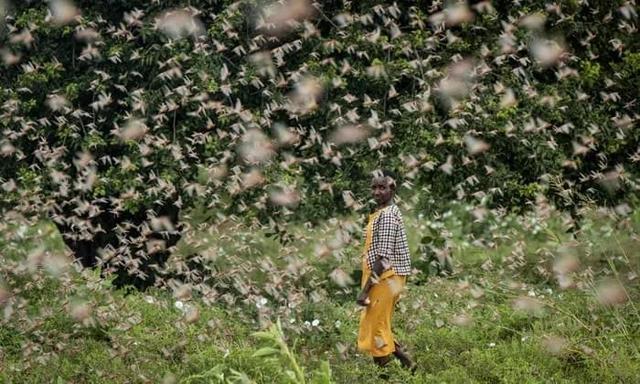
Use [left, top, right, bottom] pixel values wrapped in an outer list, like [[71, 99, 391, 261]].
[[1, 1, 639, 382], [1, 204, 638, 383], [1, 0, 639, 287]]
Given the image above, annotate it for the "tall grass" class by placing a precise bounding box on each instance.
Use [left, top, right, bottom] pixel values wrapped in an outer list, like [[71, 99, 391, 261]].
[[1, 203, 638, 383]]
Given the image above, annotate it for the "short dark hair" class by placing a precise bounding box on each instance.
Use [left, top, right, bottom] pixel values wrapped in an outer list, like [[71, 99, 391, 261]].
[[372, 169, 398, 190]]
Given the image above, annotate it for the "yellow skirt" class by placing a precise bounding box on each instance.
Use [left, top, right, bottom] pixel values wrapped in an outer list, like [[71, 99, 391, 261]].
[[357, 272, 406, 357]]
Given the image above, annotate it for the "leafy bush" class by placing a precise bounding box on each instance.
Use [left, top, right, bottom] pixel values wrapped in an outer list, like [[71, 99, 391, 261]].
[[2, 0, 640, 287]]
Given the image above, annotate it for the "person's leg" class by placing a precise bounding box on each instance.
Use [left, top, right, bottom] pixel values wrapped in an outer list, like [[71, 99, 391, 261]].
[[358, 278, 396, 357], [389, 276, 416, 372], [373, 355, 391, 367], [373, 355, 392, 380], [392, 340, 416, 372]]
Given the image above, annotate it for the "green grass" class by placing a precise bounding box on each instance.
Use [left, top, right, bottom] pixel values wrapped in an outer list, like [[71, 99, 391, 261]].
[[1, 205, 639, 383]]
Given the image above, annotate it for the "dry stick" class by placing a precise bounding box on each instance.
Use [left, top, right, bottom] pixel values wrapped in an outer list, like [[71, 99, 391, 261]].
[[312, 4, 338, 29], [541, 299, 593, 332], [382, 48, 391, 118], [172, 109, 177, 142]]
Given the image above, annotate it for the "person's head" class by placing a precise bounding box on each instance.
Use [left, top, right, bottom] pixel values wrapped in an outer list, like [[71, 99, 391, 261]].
[[371, 169, 397, 207]]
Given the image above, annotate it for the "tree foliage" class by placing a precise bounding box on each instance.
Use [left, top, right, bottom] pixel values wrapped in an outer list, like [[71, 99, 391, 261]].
[[1, 0, 638, 286]]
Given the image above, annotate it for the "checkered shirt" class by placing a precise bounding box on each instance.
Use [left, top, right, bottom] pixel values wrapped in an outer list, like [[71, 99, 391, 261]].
[[366, 204, 412, 276]]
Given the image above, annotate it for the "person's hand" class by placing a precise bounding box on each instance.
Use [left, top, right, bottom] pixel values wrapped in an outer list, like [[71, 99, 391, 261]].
[[356, 290, 371, 306]]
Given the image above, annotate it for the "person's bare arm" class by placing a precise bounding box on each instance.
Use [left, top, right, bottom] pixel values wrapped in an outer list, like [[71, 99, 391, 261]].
[[356, 210, 397, 306], [356, 256, 389, 305]]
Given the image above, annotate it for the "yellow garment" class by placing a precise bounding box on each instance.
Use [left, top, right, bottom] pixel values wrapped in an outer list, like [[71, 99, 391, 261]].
[[357, 208, 407, 357]]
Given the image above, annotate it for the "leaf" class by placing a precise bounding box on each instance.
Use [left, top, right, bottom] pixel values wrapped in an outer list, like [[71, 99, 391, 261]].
[[252, 347, 280, 358], [311, 361, 332, 384], [285, 370, 297, 380], [251, 330, 275, 341], [229, 369, 256, 384]]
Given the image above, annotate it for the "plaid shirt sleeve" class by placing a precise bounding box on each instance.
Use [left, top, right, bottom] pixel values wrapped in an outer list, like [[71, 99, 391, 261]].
[[366, 205, 412, 276]]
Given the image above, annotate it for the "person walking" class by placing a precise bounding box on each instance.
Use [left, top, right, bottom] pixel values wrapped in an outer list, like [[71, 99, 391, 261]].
[[356, 169, 416, 375]]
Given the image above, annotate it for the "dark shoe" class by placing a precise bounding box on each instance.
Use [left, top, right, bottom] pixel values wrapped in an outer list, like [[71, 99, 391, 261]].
[[373, 355, 392, 367], [393, 341, 417, 373], [373, 355, 392, 380]]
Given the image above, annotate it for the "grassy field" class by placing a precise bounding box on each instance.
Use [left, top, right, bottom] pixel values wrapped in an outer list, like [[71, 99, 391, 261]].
[[1, 204, 639, 383]]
